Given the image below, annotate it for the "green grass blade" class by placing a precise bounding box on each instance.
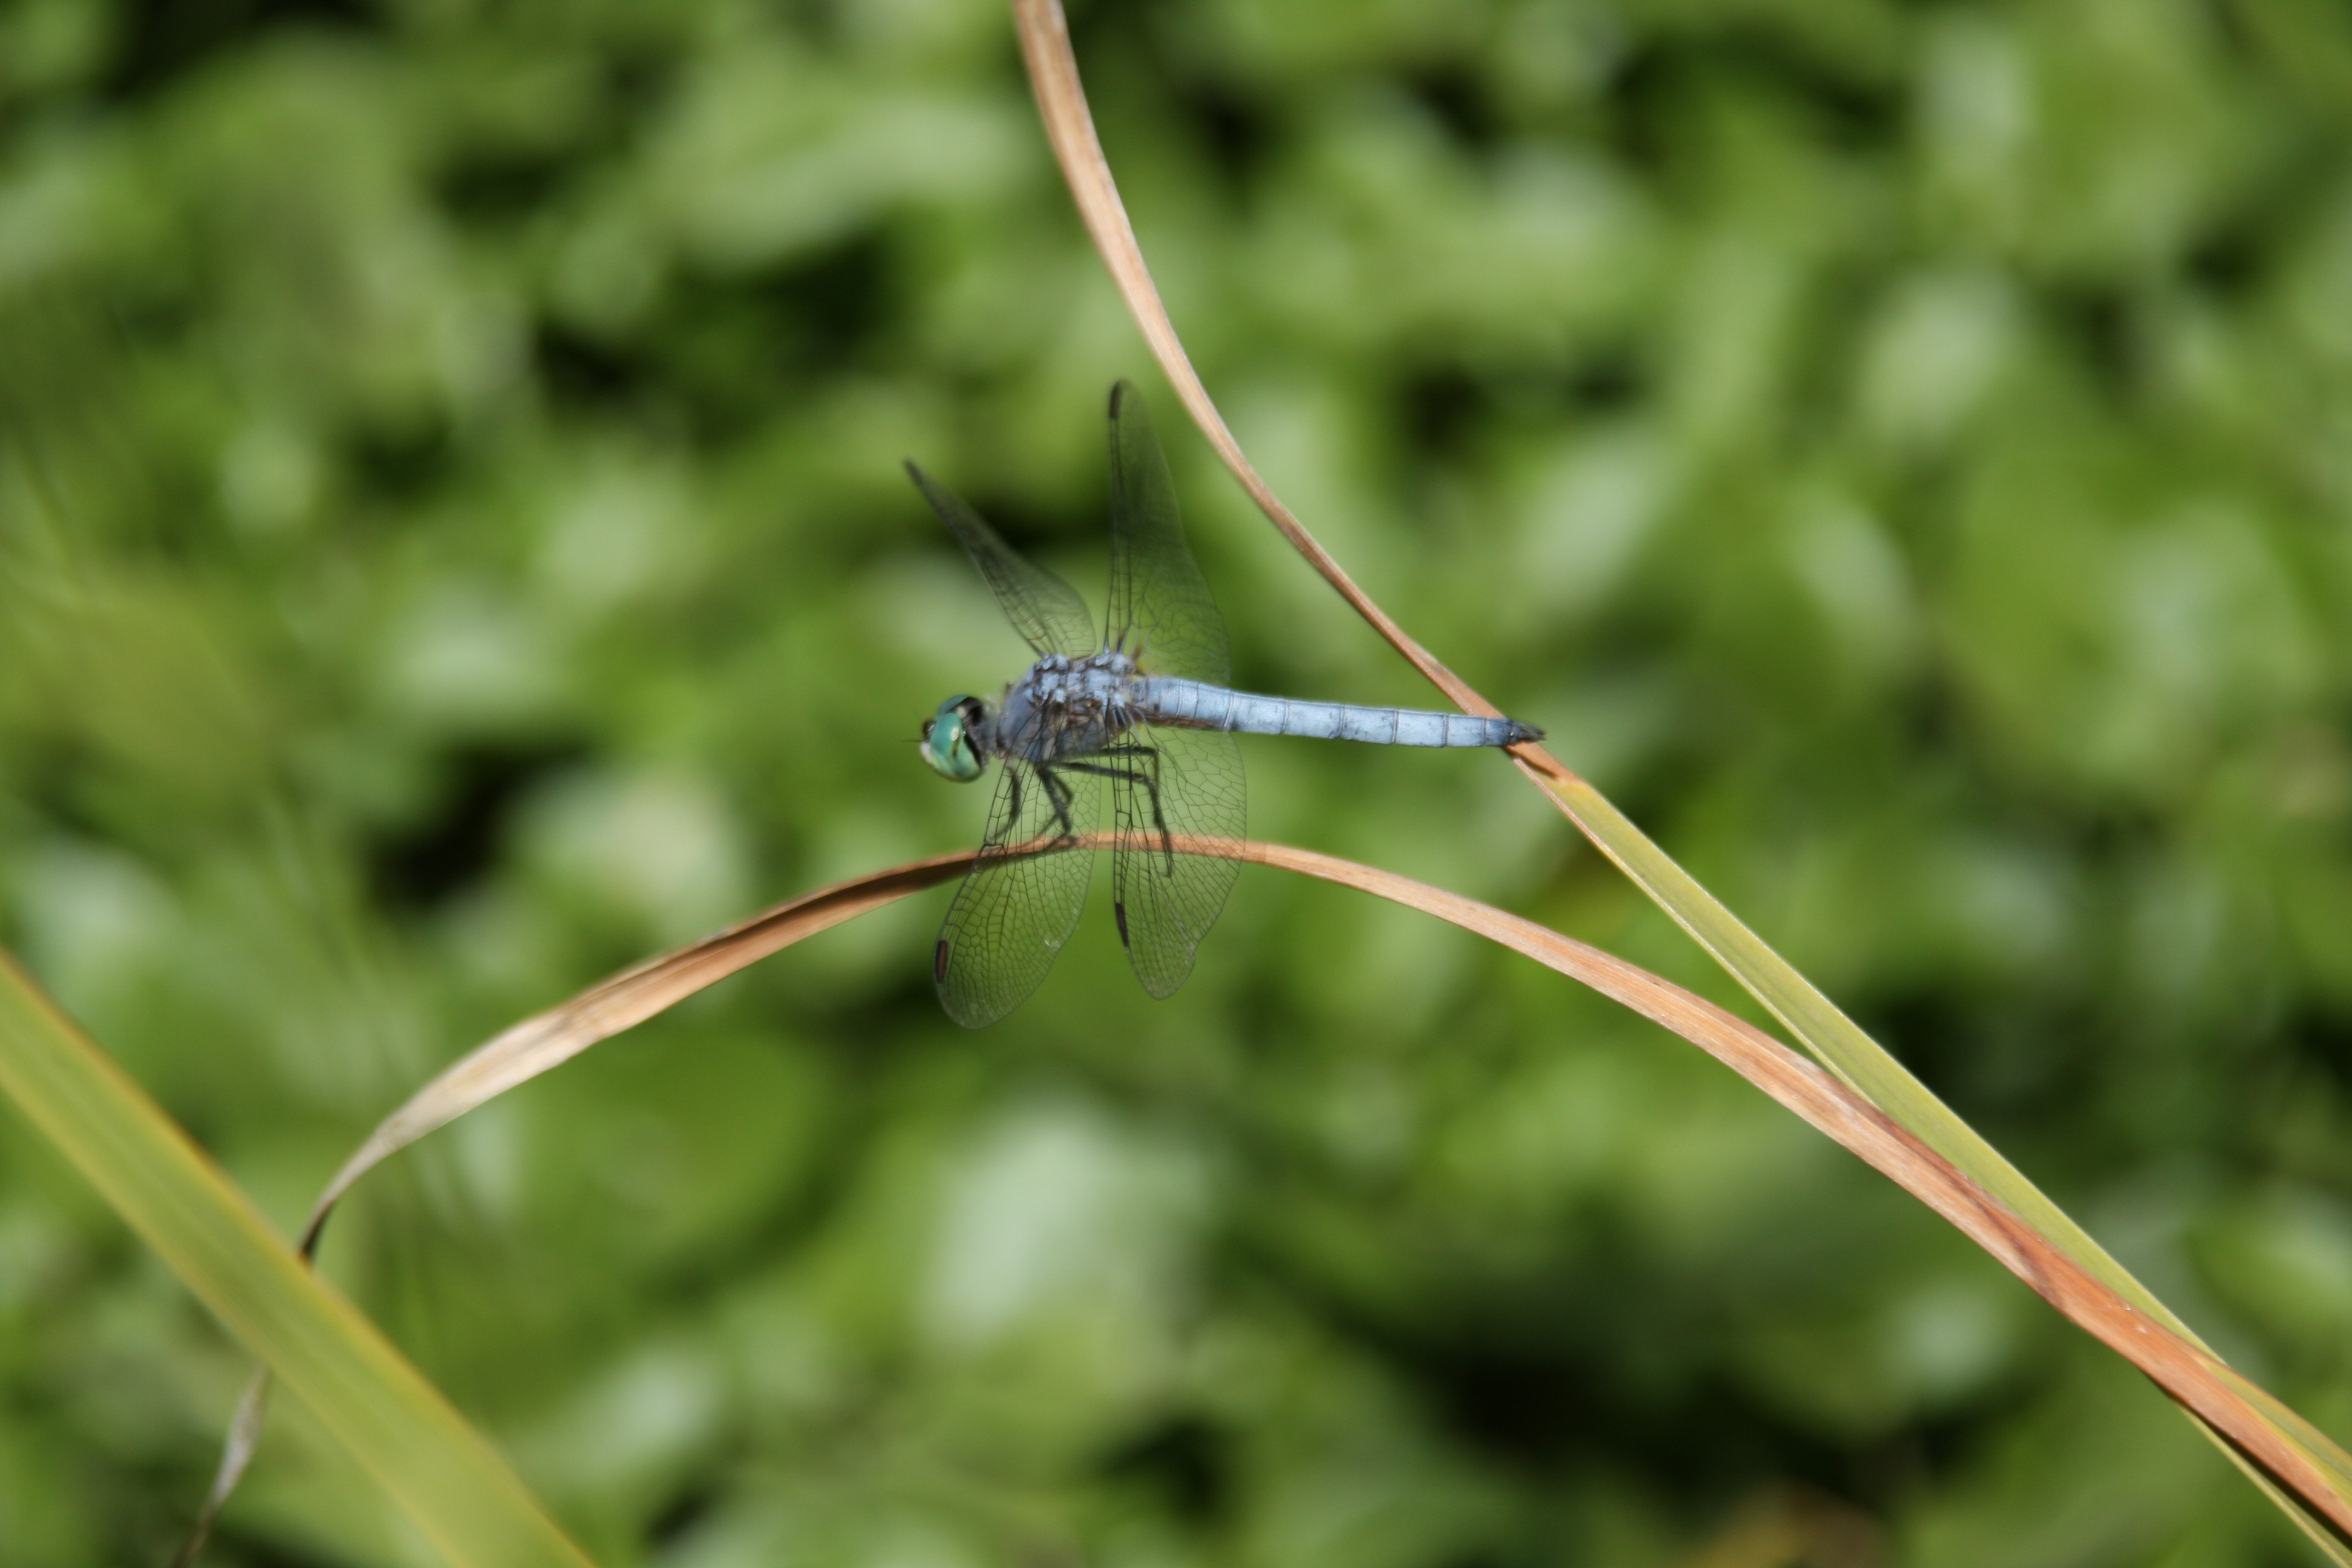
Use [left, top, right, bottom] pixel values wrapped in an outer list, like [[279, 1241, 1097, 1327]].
[[1532, 766, 2187, 1325], [1007, 0, 2352, 1537], [0, 948, 594, 1568], [1524, 762, 2352, 1556]]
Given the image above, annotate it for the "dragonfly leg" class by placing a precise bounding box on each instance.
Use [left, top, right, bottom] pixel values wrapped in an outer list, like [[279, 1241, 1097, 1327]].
[[1036, 765, 1080, 844], [1099, 745, 1173, 867], [1068, 746, 1174, 872], [987, 767, 1024, 850]]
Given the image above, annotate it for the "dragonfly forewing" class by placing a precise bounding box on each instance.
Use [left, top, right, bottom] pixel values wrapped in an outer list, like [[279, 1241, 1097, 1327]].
[[907, 461, 1097, 659], [935, 757, 1099, 1028]]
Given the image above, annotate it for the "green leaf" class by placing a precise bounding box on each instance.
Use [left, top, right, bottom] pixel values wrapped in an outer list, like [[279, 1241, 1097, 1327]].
[[0, 949, 593, 1568]]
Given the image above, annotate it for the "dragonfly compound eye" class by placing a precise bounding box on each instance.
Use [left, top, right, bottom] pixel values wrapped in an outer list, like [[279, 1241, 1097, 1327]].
[[920, 696, 986, 782]]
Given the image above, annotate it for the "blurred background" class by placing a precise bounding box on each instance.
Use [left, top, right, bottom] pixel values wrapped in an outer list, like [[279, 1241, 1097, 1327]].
[[4, 0, 2352, 1562]]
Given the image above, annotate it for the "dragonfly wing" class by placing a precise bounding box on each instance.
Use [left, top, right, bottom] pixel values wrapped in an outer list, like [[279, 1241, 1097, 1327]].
[[907, 462, 1097, 659], [1100, 382, 1243, 999], [935, 757, 1099, 1027], [1105, 722, 1244, 999], [1105, 382, 1231, 685]]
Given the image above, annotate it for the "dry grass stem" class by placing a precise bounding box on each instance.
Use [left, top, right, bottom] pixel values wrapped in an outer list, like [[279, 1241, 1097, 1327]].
[[1005, 0, 2352, 1547], [178, 854, 979, 1553], [184, 838, 2352, 1542], [1011, 0, 1505, 726]]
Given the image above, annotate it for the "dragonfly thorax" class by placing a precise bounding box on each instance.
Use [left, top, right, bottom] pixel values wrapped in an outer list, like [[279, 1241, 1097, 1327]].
[[992, 649, 1144, 766]]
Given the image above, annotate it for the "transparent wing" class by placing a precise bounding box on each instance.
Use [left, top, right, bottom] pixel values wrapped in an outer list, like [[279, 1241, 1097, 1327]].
[[1105, 382, 1231, 685], [1106, 723, 1244, 1000], [906, 462, 1096, 659], [935, 759, 1099, 1028]]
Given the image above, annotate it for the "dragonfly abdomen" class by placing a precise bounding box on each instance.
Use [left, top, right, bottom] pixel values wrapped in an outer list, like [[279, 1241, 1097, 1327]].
[[1137, 678, 1538, 748]]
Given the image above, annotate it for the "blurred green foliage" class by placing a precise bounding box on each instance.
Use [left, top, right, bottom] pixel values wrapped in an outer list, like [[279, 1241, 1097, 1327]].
[[5, 0, 2352, 1563]]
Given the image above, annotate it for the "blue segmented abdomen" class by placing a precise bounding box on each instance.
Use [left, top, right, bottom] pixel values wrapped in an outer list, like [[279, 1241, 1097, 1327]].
[[1135, 678, 1540, 748]]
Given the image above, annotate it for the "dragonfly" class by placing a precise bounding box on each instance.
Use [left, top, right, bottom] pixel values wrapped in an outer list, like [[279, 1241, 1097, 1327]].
[[910, 381, 1543, 1027]]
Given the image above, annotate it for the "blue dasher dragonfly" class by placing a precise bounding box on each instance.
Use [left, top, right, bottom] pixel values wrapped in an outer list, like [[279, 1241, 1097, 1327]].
[[910, 381, 1542, 1027]]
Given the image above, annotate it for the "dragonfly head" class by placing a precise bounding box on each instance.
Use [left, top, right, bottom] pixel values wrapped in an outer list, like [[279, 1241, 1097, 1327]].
[[919, 696, 990, 783]]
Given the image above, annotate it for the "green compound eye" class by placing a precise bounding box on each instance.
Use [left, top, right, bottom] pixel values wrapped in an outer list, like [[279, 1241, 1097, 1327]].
[[920, 696, 986, 782]]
